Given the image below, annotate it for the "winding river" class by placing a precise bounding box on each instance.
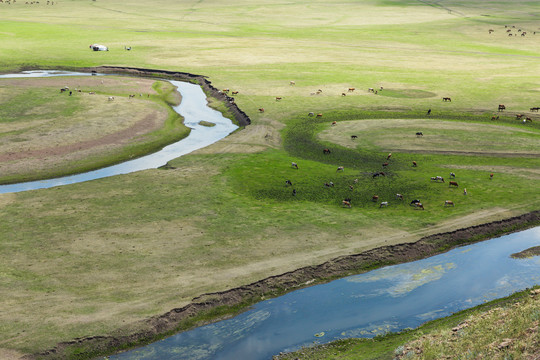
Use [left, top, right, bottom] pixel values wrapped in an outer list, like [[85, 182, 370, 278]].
[[0, 70, 238, 194], [111, 227, 540, 360]]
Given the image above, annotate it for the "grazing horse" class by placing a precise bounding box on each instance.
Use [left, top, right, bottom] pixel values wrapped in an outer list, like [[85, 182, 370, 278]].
[[129, 94, 135, 98], [442, 97, 451, 102], [336, 166, 344, 172], [88, 92, 95, 95], [427, 109, 431, 115], [412, 161, 417, 167], [372, 195, 379, 202], [450, 172, 456, 178], [491, 115, 499, 120], [368, 88, 374, 93], [331, 121, 337, 126], [351, 135, 358, 139], [222, 89, 229, 93], [449, 181, 459, 187], [396, 194, 403, 200], [410, 199, 421, 206], [285, 180, 293, 186], [414, 202, 425, 210], [379, 201, 389, 208], [516, 114, 524, 120], [444, 200, 455, 207], [464, 188, 467, 195], [316, 113, 323, 117], [324, 182, 334, 188], [530, 107, 539, 112], [232, 91, 239, 95], [258, 108, 265, 113], [292, 189, 297, 196], [382, 162, 389, 167], [342, 200, 352, 208], [341, 93, 346, 96], [348, 87, 355, 92], [323, 148, 331, 154], [349, 185, 354, 191], [291, 162, 299, 169], [108, 96, 114, 101], [490, 173, 493, 179], [525, 117, 532, 122], [498, 104, 506, 112], [290, 81, 295, 86], [372, 172, 385, 178], [489, 29, 494, 34], [275, 97, 282, 101], [308, 112, 315, 116], [416, 132, 423, 137]]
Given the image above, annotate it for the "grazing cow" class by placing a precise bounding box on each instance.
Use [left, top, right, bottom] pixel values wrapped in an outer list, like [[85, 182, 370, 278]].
[[449, 181, 459, 187], [443, 97, 451, 102], [412, 161, 417, 167], [525, 117, 532, 122], [331, 121, 337, 126], [222, 88, 229, 93], [444, 200, 455, 207], [232, 91, 239, 95], [372, 172, 385, 178], [382, 162, 389, 167], [353, 178, 359, 184], [348, 87, 355, 92], [351, 135, 358, 139], [108, 96, 114, 101], [387, 153, 392, 160], [285, 180, 293, 186], [416, 132, 423, 137], [450, 172, 456, 178], [368, 88, 374, 93], [372, 195, 379, 202], [129, 94, 135, 98], [308, 112, 315, 116], [464, 188, 467, 195], [336, 166, 344, 172], [259, 108, 265, 113], [317, 89, 323, 94], [427, 109, 431, 115], [396, 194, 403, 200], [414, 202, 425, 210], [324, 182, 334, 188], [516, 114, 524, 120], [380, 86, 384, 91], [316, 113, 323, 118], [88, 92, 95, 95], [291, 162, 299, 169], [490, 173, 493, 179], [290, 81, 295, 86], [342, 200, 352, 208], [498, 104, 506, 112], [431, 176, 444, 183], [349, 185, 354, 191], [379, 201, 389, 208], [323, 148, 331, 154], [292, 189, 297, 196], [530, 107, 539, 112], [410, 199, 421, 206], [489, 29, 494, 34], [342, 93, 347, 96], [491, 115, 499, 120], [275, 97, 282, 101]]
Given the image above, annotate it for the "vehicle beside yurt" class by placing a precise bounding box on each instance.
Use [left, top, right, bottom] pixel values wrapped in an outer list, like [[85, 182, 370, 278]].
[[89, 44, 108, 51]]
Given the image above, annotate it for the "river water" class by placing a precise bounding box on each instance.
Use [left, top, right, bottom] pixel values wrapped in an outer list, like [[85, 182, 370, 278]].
[[111, 226, 540, 360], [0, 71, 238, 193]]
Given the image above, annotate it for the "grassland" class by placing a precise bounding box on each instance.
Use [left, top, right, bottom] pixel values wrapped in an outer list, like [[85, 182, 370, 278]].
[[0, 0, 539, 359]]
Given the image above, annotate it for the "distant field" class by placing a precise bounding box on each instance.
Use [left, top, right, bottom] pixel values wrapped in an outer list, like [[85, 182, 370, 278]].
[[0, 0, 539, 358]]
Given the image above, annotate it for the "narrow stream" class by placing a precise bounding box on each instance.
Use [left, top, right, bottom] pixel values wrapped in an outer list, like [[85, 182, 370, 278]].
[[0, 71, 238, 193], [112, 227, 540, 360]]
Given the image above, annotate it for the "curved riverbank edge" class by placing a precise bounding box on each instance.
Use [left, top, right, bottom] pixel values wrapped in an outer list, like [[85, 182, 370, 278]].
[[29, 210, 540, 360], [79, 66, 251, 128]]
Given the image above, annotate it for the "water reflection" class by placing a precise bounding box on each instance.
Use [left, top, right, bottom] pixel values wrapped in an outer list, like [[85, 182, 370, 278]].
[[112, 227, 540, 360], [0, 72, 238, 193]]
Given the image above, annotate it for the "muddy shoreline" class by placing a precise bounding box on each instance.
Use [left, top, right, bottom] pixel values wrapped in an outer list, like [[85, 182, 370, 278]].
[[29, 210, 540, 359]]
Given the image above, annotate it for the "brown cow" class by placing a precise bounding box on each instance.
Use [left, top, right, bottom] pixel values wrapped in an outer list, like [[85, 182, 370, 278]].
[[442, 97, 451, 102], [449, 181, 458, 187], [275, 97, 282, 101], [372, 195, 379, 202], [348, 87, 355, 92], [412, 161, 417, 167], [342, 200, 351, 208], [316, 113, 323, 117], [498, 104, 506, 112], [444, 200, 455, 207]]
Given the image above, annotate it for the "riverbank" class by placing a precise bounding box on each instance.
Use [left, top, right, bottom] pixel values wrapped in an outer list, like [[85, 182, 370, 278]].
[[31, 210, 540, 360]]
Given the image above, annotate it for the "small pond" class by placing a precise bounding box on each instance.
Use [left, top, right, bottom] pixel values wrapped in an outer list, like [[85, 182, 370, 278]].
[[0, 71, 238, 194], [111, 226, 540, 360]]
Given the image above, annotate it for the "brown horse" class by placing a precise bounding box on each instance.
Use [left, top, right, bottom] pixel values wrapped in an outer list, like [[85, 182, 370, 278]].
[[443, 97, 451, 102], [449, 181, 458, 187]]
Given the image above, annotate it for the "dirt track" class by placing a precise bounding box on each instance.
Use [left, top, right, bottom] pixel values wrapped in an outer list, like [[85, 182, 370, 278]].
[[30, 209, 540, 360]]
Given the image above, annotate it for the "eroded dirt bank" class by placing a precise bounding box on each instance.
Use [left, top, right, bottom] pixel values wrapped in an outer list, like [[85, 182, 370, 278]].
[[79, 66, 252, 128], [29, 210, 540, 360]]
